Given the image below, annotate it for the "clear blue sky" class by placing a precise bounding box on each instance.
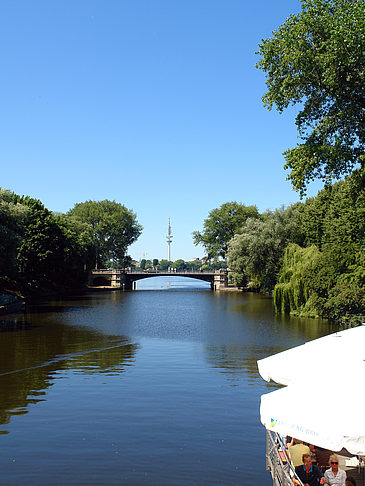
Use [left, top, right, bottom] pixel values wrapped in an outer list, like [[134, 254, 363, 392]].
[[1, 0, 323, 261]]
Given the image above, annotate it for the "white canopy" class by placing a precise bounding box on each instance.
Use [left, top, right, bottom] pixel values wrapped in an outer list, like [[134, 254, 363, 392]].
[[257, 325, 365, 386], [260, 379, 365, 455], [258, 325, 365, 455]]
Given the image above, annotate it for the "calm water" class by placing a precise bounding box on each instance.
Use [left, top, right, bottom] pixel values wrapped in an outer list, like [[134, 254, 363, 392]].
[[0, 277, 333, 485]]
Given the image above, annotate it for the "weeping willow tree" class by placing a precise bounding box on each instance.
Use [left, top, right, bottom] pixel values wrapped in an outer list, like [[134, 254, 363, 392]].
[[273, 244, 322, 316]]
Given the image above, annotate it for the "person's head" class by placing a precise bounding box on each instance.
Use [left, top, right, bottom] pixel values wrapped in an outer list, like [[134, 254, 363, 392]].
[[302, 453, 312, 467], [329, 454, 339, 470]]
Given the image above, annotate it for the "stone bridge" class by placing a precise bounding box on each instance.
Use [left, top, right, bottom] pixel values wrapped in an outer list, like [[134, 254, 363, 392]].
[[89, 269, 228, 291]]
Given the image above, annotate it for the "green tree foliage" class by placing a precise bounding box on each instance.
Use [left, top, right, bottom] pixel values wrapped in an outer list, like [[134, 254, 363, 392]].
[[0, 189, 142, 296], [54, 213, 95, 279], [256, 0, 365, 195], [300, 170, 365, 250], [157, 259, 172, 271], [17, 199, 93, 294], [325, 282, 365, 320], [273, 244, 322, 315], [145, 259, 153, 269], [171, 259, 186, 271], [193, 202, 260, 259], [152, 258, 159, 268], [69, 200, 142, 268], [274, 172, 365, 320], [0, 189, 29, 289], [227, 205, 304, 292], [185, 260, 203, 271], [274, 244, 365, 320]]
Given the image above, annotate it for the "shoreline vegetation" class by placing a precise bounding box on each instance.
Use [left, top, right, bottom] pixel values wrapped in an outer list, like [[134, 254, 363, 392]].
[[194, 171, 365, 326], [1, 171, 364, 324]]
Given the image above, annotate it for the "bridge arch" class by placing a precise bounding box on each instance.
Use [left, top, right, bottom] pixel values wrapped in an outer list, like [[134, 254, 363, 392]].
[[130, 274, 213, 290]]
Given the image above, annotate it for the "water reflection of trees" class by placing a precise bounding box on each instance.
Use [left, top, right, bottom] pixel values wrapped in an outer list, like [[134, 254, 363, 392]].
[[0, 315, 137, 431], [204, 344, 270, 386], [204, 313, 333, 386]]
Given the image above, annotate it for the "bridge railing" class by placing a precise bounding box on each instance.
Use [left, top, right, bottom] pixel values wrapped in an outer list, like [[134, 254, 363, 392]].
[[90, 269, 227, 275]]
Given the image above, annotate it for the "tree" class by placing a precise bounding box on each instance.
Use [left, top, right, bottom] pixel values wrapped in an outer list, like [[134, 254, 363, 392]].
[[0, 189, 95, 294], [171, 259, 186, 271], [17, 200, 80, 293], [273, 243, 323, 315], [145, 259, 153, 269], [157, 259, 172, 271], [0, 189, 29, 289], [152, 258, 159, 268], [193, 202, 260, 259], [227, 205, 305, 292], [68, 200, 142, 268], [256, 0, 365, 196], [54, 213, 95, 278], [185, 260, 202, 271], [273, 172, 365, 319]]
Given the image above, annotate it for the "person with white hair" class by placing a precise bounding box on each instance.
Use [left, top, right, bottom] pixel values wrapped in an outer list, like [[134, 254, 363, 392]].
[[323, 454, 346, 486]]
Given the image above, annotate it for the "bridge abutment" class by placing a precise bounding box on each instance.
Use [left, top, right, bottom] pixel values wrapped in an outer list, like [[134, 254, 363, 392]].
[[213, 273, 228, 290]]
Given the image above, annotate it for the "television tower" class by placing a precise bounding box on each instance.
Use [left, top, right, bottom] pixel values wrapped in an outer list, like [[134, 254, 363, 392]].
[[166, 216, 173, 261]]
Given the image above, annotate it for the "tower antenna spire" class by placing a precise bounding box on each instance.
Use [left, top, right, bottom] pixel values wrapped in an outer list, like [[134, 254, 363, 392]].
[[166, 216, 173, 261]]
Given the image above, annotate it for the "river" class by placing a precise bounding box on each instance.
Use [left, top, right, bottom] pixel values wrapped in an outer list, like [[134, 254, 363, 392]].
[[0, 277, 333, 485]]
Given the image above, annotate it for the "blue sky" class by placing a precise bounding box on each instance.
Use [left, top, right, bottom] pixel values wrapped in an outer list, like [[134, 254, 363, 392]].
[[1, 0, 323, 261]]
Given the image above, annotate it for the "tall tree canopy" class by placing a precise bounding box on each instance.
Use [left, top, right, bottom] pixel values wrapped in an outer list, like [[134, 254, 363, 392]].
[[256, 0, 365, 195], [227, 205, 305, 292], [0, 189, 29, 288], [193, 202, 260, 259], [0, 191, 94, 294], [69, 200, 142, 268], [273, 171, 365, 320]]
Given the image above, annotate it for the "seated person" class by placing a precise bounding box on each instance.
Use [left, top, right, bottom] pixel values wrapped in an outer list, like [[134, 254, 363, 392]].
[[289, 439, 311, 467], [345, 477, 356, 486], [293, 453, 325, 486], [323, 454, 346, 485]]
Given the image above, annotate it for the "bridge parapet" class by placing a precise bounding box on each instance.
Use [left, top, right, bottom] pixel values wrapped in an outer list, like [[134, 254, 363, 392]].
[[89, 269, 228, 290]]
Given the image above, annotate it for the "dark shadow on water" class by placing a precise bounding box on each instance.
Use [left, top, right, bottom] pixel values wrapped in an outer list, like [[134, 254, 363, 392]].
[[0, 320, 38, 332], [26, 304, 93, 314], [0, 307, 139, 433]]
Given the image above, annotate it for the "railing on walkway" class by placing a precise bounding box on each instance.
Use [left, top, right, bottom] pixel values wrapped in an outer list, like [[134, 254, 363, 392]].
[[266, 430, 304, 486]]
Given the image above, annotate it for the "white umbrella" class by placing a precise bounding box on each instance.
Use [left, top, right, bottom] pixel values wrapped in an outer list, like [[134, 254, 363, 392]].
[[260, 378, 365, 455], [257, 325, 365, 386]]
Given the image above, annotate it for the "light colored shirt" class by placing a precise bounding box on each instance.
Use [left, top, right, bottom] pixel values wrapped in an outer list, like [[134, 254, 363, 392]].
[[288, 443, 311, 467], [324, 468, 346, 486]]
